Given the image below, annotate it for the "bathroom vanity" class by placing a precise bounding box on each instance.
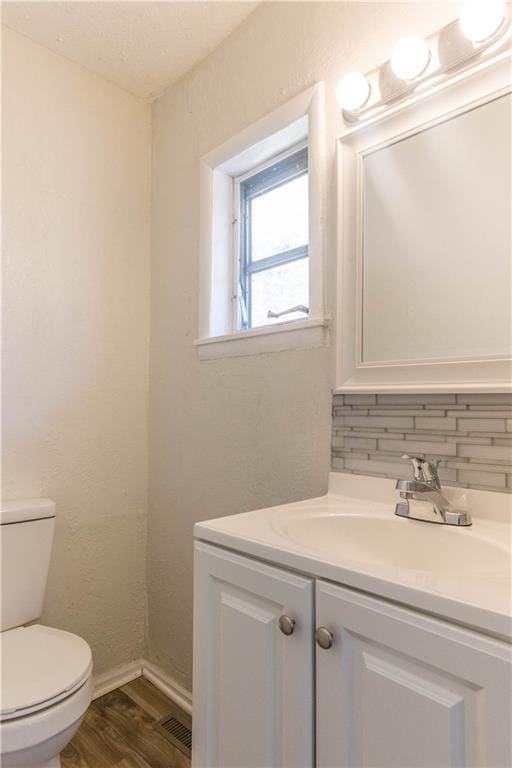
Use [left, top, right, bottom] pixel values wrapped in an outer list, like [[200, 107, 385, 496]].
[[192, 474, 512, 768]]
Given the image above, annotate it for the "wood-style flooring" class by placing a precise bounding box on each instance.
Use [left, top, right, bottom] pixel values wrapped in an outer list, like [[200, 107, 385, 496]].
[[61, 677, 191, 768]]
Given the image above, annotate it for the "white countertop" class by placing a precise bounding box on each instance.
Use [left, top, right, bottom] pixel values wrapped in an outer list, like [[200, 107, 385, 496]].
[[194, 473, 512, 640]]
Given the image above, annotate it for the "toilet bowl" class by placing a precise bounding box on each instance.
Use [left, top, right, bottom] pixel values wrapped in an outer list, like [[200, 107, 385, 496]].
[[1, 624, 93, 768], [0, 500, 93, 767]]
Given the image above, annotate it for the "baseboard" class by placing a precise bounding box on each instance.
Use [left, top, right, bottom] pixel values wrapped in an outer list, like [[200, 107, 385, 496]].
[[142, 659, 193, 716], [93, 658, 143, 699], [92, 657, 193, 715]]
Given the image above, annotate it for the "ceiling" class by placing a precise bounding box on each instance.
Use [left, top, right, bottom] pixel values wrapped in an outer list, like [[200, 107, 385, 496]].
[[1, 1, 259, 99]]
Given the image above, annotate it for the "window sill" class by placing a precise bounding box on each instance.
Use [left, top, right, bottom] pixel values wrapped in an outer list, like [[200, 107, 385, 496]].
[[194, 317, 330, 360]]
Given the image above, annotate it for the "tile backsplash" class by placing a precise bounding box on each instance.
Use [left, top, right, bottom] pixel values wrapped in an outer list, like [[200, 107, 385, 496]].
[[332, 393, 512, 493]]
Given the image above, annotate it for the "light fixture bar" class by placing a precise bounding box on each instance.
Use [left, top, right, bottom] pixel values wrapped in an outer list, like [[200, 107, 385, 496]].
[[339, 8, 511, 124]]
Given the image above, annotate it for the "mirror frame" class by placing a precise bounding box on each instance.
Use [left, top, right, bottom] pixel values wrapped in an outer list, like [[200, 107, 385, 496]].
[[336, 53, 512, 393]]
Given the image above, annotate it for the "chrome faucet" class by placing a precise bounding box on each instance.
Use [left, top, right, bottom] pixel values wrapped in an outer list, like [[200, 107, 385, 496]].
[[395, 455, 471, 526]]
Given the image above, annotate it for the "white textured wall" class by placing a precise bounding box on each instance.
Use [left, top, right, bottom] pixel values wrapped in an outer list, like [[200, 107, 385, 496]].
[[2, 27, 151, 674], [148, 1, 457, 689]]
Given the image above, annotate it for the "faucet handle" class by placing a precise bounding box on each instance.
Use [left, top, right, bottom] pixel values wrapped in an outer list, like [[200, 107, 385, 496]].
[[401, 455, 441, 487], [401, 454, 426, 480]]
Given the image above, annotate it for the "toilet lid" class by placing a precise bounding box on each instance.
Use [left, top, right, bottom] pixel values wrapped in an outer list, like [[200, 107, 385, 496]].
[[1, 624, 92, 717]]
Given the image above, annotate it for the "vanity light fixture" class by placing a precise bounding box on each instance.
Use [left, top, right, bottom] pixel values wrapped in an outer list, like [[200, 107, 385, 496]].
[[390, 35, 431, 81], [337, 2, 511, 124], [336, 72, 371, 112], [459, 0, 507, 43]]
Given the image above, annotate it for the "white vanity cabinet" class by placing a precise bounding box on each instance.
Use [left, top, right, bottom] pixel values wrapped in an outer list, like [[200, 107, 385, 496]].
[[192, 542, 314, 768], [193, 541, 512, 768]]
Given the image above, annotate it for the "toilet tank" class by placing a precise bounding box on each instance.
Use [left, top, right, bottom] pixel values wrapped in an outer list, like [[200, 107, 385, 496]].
[[0, 499, 56, 631]]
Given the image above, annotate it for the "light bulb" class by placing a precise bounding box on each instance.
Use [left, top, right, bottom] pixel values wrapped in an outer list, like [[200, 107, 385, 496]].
[[391, 36, 431, 81], [459, 0, 506, 42], [336, 72, 371, 112]]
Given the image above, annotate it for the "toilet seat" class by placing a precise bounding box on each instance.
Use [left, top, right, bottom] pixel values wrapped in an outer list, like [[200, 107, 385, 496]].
[[1, 624, 92, 720]]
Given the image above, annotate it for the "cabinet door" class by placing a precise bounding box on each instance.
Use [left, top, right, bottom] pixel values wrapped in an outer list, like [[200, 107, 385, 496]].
[[316, 581, 512, 768], [193, 541, 314, 768]]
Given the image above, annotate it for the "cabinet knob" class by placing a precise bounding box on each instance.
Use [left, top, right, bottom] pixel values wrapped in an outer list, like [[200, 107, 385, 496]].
[[315, 626, 334, 650], [278, 615, 296, 636]]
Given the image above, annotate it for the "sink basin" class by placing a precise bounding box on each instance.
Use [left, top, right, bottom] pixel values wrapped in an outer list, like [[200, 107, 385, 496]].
[[196, 473, 512, 637], [276, 513, 510, 575]]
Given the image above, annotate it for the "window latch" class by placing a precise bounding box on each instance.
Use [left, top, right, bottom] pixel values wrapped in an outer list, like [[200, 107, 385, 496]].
[[267, 305, 309, 319]]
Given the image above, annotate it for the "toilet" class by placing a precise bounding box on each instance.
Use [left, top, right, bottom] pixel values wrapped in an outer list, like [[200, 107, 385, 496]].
[[0, 499, 93, 768]]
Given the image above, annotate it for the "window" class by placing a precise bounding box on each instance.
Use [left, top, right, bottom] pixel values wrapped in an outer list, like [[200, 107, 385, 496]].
[[236, 146, 309, 330], [196, 83, 326, 359]]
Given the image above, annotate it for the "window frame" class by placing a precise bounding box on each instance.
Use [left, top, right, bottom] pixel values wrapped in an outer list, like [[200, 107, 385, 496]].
[[195, 83, 328, 360], [235, 143, 309, 331]]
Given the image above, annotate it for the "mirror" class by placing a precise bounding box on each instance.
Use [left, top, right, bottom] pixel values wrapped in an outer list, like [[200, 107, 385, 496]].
[[362, 93, 511, 364], [337, 58, 512, 392]]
